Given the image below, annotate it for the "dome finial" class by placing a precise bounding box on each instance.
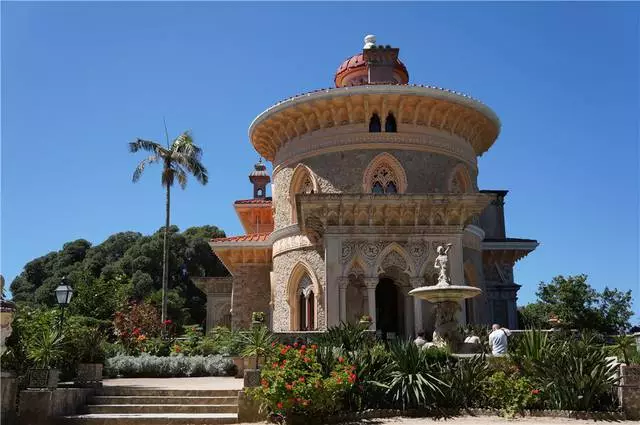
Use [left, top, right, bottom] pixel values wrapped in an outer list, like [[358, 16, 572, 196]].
[[364, 34, 376, 49]]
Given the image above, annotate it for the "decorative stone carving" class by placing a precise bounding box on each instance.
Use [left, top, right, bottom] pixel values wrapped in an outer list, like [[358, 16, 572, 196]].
[[381, 250, 408, 272], [432, 301, 461, 347], [272, 234, 314, 257], [434, 243, 453, 286]]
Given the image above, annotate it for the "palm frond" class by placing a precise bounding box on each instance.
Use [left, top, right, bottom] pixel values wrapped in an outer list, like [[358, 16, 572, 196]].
[[174, 166, 188, 189], [132, 155, 159, 183], [129, 138, 164, 154], [172, 152, 208, 185]]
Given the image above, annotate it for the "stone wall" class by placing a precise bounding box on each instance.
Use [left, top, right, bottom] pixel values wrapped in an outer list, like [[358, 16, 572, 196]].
[[231, 265, 271, 330], [271, 149, 474, 230], [18, 388, 95, 425], [271, 247, 326, 332], [620, 364, 640, 420]]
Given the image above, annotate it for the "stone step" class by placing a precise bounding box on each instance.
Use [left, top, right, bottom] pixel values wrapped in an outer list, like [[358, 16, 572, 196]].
[[99, 387, 238, 397], [87, 404, 238, 414], [92, 396, 238, 405], [63, 413, 238, 425]]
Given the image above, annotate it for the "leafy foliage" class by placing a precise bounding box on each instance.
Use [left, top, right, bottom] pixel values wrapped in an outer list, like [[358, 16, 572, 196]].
[[9, 225, 227, 327], [519, 274, 633, 334], [531, 333, 620, 411], [313, 322, 372, 353], [26, 328, 66, 369]]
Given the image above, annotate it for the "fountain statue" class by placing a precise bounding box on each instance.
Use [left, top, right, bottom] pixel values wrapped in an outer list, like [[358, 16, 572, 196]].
[[409, 244, 481, 349]]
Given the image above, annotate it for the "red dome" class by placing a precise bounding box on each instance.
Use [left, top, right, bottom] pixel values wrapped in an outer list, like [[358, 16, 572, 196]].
[[334, 53, 409, 88]]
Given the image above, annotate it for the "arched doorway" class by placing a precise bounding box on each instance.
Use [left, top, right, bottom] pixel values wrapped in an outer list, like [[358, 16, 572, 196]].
[[376, 278, 401, 339]]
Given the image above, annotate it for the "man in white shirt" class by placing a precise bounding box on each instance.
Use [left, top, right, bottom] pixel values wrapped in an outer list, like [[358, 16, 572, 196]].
[[488, 324, 510, 355], [414, 331, 426, 348]]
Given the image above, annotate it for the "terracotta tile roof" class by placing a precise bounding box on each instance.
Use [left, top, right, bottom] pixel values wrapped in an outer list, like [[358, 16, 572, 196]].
[[234, 198, 272, 205], [211, 232, 271, 243]]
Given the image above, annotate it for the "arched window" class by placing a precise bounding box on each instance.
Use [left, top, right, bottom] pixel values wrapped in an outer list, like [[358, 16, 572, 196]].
[[290, 164, 317, 223], [371, 164, 399, 194], [362, 152, 408, 194], [449, 165, 472, 194], [297, 274, 315, 331], [256, 188, 263, 197], [385, 113, 397, 132], [369, 113, 381, 132]]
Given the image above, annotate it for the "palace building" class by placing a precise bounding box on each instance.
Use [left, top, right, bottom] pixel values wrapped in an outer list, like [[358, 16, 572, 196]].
[[194, 35, 538, 338]]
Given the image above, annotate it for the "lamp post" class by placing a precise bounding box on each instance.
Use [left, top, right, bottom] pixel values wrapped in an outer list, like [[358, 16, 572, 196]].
[[54, 277, 73, 334]]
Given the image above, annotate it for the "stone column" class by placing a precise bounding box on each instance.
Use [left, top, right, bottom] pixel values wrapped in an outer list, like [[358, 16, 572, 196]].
[[364, 277, 378, 331], [324, 237, 342, 327], [338, 277, 349, 323], [409, 277, 425, 335]]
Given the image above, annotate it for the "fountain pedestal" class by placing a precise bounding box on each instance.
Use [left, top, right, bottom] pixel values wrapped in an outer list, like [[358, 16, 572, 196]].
[[409, 285, 481, 350]]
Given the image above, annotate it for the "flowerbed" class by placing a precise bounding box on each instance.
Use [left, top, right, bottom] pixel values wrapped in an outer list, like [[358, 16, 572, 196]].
[[246, 324, 624, 423], [104, 353, 235, 378], [247, 343, 356, 422]]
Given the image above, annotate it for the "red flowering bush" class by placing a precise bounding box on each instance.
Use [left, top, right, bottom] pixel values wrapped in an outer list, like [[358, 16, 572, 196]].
[[113, 302, 163, 354], [248, 343, 355, 421]]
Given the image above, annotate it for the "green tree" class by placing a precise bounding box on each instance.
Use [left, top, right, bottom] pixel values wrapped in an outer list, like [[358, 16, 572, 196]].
[[129, 130, 208, 329], [519, 274, 633, 334]]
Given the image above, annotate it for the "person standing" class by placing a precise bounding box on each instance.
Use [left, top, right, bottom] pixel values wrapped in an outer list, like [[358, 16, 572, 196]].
[[488, 323, 510, 355]]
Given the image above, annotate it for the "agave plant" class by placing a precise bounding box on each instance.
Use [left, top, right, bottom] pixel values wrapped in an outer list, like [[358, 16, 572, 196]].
[[314, 322, 371, 353], [26, 329, 65, 369], [439, 354, 490, 409], [346, 343, 393, 410], [240, 326, 276, 369], [386, 340, 447, 410], [533, 333, 620, 411], [610, 334, 636, 365]]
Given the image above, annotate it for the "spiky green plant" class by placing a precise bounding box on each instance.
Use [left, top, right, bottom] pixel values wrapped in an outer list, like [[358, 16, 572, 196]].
[[26, 329, 65, 369], [314, 322, 371, 353], [240, 326, 276, 369], [533, 333, 620, 411], [386, 340, 447, 410]]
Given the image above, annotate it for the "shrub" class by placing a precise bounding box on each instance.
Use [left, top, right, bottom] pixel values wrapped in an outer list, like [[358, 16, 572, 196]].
[[104, 354, 235, 378], [248, 343, 355, 422], [484, 370, 535, 416], [113, 302, 163, 354]]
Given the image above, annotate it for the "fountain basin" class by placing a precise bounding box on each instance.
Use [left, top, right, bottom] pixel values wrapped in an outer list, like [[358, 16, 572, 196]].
[[409, 285, 481, 303]]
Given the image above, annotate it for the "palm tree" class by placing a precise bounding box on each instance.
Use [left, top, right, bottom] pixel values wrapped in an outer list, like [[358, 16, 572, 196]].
[[129, 130, 208, 330]]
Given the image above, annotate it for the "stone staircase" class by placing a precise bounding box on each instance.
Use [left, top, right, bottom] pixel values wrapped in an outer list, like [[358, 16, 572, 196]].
[[64, 386, 239, 424]]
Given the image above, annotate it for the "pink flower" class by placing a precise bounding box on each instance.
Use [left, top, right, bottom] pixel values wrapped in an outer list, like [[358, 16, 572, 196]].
[[276, 402, 283, 409]]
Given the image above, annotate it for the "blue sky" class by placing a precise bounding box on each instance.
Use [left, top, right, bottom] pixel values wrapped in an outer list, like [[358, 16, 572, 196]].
[[2, 2, 639, 319]]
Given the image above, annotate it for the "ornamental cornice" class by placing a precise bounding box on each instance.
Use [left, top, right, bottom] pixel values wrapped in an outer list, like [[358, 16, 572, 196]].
[[192, 277, 233, 295], [272, 130, 477, 174], [296, 193, 491, 241], [250, 87, 500, 162], [272, 234, 314, 258]]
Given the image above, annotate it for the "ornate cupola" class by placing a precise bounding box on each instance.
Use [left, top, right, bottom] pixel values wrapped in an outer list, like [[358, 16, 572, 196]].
[[249, 158, 270, 199], [334, 35, 409, 87]]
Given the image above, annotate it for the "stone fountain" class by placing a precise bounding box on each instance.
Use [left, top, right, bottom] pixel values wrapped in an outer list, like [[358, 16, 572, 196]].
[[408, 244, 481, 350]]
